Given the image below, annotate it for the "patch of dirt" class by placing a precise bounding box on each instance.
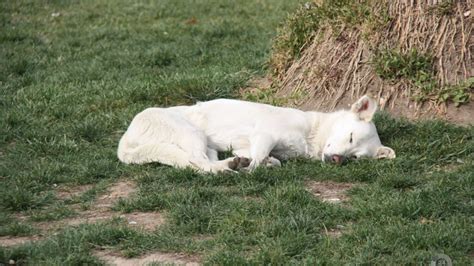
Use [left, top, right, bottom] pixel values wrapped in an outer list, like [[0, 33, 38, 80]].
[[46, 181, 165, 231], [430, 160, 466, 173], [120, 212, 165, 231], [305, 181, 355, 203], [94, 250, 200, 266], [323, 228, 343, 238], [2, 180, 165, 253], [382, 96, 474, 126], [243, 195, 264, 202], [33, 211, 165, 233], [316, 92, 474, 126], [0, 235, 41, 247], [31, 180, 139, 231], [56, 184, 93, 200], [419, 217, 435, 225], [8, 180, 164, 238], [95, 180, 137, 208], [60, 210, 116, 227], [469, 250, 474, 259], [242, 75, 474, 126]]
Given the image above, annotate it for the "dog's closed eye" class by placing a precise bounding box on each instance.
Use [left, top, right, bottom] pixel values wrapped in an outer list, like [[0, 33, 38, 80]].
[[349, 133, 353, 144]]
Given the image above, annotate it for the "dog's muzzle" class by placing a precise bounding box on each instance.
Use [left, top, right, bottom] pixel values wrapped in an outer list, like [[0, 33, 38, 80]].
[[324, 154, 345, 165]]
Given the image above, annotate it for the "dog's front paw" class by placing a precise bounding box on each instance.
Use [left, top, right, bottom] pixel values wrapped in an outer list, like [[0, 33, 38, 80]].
[[228, 156, 251, 170], [243, 156, 281, 172], [263, 157, 281, 167]]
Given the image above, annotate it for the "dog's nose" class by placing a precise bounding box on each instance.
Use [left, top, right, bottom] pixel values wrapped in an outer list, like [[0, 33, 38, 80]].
[[324, 154, 344, 164], [331, 155, 343, 164]]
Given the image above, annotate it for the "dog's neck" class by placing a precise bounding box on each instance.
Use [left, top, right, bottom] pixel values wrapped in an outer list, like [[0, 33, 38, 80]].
[[304, 110, 344, 159]]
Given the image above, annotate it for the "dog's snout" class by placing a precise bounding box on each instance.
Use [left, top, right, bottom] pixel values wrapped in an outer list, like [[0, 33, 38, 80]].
[[331, 155, 343, 164], [324, 154, 345, 164]]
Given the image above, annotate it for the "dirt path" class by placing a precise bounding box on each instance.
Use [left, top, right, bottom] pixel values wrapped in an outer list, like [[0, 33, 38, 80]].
[[0, 179, 199, 265]]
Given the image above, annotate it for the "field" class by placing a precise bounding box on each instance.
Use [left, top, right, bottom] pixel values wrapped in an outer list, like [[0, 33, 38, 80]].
[[1, 0, 473, 265]]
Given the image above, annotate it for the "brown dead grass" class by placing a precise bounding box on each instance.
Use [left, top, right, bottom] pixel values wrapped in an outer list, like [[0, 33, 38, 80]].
[[306, 180, 355, 238], [121, 212, 165, 231], [321, 223, 353, 239], [0, 236, 41, 247], [94, 250, 200, 266], [55, 184, 93, 200], [322, 227, 343, 238], [305, 180, 355, 203], [96, 180, 136, 208], [271, 0, 473, 125]]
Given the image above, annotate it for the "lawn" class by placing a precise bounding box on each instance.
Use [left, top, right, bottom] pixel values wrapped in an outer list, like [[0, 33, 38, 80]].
[[1, 0, 473, 265]]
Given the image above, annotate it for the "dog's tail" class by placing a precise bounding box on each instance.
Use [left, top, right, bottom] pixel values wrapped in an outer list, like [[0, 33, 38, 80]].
[[117, 133, 134, 163]]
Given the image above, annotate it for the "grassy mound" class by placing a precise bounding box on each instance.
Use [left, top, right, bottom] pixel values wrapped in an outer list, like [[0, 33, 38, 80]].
[[270, 0, 473, 117]]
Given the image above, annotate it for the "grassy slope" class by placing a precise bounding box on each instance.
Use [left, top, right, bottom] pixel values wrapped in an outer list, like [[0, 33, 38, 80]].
[[1, 0, 473, 265]]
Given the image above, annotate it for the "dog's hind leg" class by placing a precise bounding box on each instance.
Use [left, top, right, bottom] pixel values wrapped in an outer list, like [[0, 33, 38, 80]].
[[206, 148, 219, 161], [118, 108, 237, 173], [120, 142, 195, 167], [121, 142, 233, 173], [119, 135, 236, 172]]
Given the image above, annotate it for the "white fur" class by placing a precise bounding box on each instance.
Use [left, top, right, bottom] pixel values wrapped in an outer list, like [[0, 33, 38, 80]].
[[118, 95, 395, 172]]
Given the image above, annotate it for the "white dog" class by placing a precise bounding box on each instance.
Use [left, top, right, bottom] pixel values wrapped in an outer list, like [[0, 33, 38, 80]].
[[118, 95, 395, 172]]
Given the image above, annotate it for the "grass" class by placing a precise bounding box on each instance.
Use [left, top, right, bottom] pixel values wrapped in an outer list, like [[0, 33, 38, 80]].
[[1, 0, 473, 265], [372, 49, 434, 82], [429, 0, 456, 16], [373, 49, 472, 105], [270, 0, 389, 75]]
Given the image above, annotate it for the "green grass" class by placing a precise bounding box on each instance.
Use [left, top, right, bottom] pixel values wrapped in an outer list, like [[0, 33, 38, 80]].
[[373, 49, 472, 105], [372, 49, 434, 82], [429, 0, 456, 16], [1, 0, 473, 265]]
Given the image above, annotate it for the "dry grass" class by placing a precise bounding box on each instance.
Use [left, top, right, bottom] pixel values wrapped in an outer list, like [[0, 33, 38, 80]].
[[93, 250, 200, 266], [271, 0, 472, 118], [305, 180, 355, 203]]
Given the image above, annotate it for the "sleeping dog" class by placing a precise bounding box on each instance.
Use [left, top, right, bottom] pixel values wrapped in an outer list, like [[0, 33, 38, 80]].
[[118, 95, 395, 172]]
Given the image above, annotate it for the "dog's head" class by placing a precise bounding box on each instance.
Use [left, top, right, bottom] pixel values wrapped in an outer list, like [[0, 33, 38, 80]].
[[322, 95, 395, 164]]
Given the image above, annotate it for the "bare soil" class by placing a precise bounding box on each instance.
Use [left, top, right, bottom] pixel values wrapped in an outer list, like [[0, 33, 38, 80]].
[[322, 227, 343, 238], [55, 184, 94, 200], [94, 250, 200, 266], [0, 179, 180, 263], [305, 180, 355, 203], [95, 180, 137, 208], [0, 180, 165, 247], [244, 76, 474, 126], [321, 223, 353, 239], [297, 90, 474, 126], [305, 180, 356, 239], [121, 212, 165, 231], [0, 236, 41, 247]]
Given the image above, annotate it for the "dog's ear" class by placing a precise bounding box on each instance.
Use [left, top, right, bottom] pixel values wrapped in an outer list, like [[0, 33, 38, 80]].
[[351, 95, 377, 122], [375, 146, 396, 159]]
